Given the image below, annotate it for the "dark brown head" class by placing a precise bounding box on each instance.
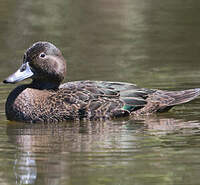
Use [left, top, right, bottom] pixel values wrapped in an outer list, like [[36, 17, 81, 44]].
[[3, 41, 66, 89]]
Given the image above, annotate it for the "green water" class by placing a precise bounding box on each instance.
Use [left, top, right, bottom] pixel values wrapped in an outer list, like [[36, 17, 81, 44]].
[[1, 0, 200, 184]]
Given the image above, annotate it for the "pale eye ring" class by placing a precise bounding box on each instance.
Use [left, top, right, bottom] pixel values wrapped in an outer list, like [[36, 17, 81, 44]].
[[39, 53, 46, 58]]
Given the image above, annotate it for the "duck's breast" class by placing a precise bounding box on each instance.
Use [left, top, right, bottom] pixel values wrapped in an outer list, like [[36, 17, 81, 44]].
[[5, 85, 51, 122]]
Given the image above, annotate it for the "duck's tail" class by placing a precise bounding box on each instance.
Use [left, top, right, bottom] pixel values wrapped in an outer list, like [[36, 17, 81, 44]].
[[162, 88, 200, 105], [156, 88, 200, 112]]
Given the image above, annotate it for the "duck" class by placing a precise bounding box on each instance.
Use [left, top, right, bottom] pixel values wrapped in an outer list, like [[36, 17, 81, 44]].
[[3, 41, 200, 123]]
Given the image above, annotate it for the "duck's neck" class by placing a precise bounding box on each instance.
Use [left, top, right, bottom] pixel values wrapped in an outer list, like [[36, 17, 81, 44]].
[[31, 80, 60, 90]]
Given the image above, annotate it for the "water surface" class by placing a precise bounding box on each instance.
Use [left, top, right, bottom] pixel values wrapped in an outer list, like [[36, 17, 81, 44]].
[[1, 0, 200, 184]]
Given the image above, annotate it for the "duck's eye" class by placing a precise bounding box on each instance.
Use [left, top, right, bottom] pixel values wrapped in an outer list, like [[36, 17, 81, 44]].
[[39, 53, 46, 58]]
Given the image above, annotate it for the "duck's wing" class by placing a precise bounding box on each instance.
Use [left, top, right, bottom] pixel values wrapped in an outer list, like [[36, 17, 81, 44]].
[[59, 81, 153, 114]]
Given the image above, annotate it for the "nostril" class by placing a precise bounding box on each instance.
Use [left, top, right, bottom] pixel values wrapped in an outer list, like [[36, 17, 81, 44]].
[[20, 64, 26, 72]]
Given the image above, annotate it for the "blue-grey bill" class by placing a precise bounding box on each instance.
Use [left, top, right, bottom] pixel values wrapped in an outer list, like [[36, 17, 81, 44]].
[[3, 62, 34, 84]]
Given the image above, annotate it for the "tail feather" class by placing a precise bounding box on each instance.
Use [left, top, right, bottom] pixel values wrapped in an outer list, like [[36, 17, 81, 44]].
[[122, 87, 200, 114], [146, 88, 200, 113], [163, 88, 200, 106]]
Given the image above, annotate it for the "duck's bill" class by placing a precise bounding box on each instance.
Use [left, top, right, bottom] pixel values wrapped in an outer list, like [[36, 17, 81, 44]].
[[3, 62, 34, 84]]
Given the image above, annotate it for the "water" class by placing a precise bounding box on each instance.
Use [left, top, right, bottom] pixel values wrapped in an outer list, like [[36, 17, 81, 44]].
[[1, 0, 200, 184]]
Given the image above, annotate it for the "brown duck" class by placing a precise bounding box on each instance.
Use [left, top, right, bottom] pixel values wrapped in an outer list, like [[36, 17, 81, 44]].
[[3, 42, 200, 123]]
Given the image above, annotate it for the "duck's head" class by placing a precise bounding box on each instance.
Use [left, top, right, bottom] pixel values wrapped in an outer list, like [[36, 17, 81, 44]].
[[3, 41, 66, 89]]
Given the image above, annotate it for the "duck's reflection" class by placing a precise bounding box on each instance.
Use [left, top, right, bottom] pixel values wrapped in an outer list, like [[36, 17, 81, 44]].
[[14, 151, 37, 185], [7, 116, 200, 184]]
